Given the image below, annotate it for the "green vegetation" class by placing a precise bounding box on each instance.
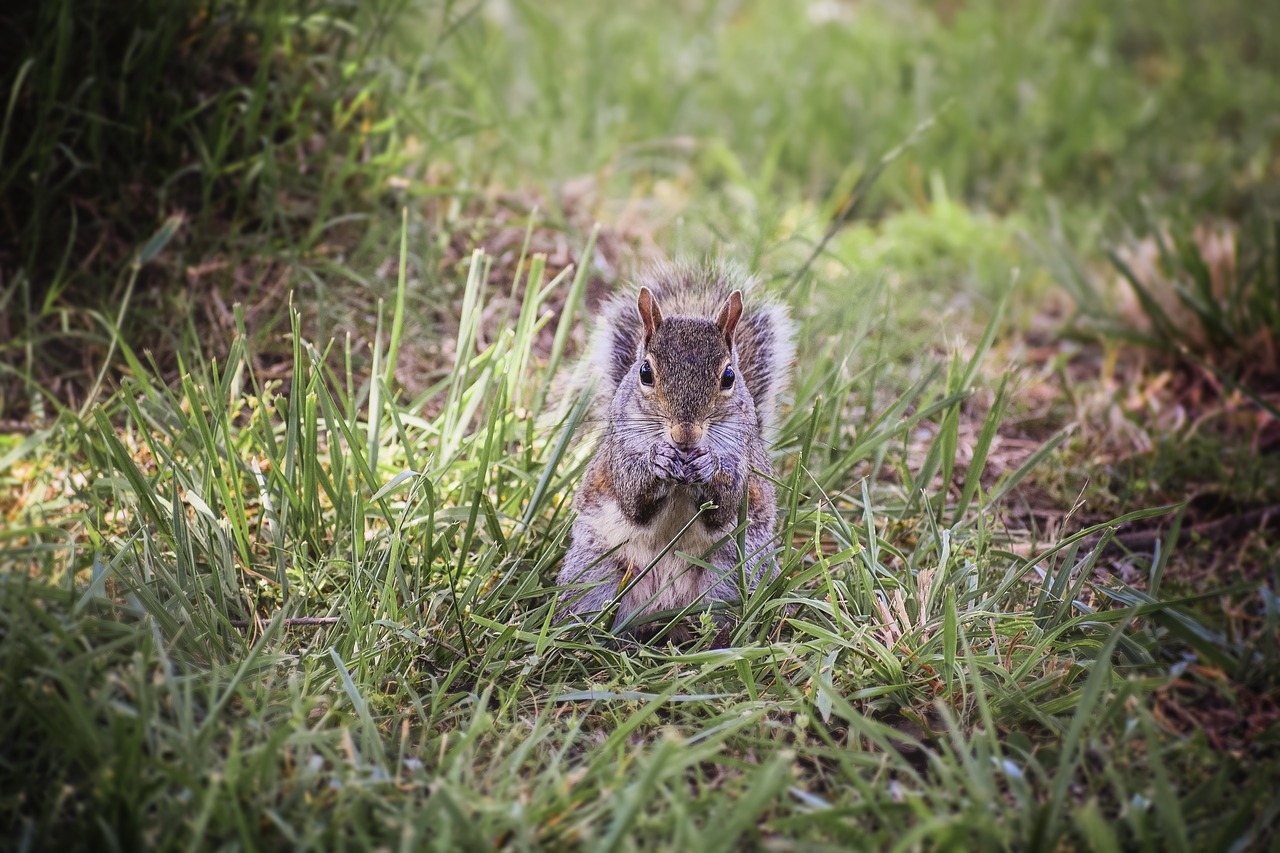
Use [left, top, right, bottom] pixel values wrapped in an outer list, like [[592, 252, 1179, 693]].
[[2, 0, 1278, 848]]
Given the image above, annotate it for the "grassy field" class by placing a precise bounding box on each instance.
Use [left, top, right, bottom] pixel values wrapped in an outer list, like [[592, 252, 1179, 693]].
[[3, 0, 1279, 848]]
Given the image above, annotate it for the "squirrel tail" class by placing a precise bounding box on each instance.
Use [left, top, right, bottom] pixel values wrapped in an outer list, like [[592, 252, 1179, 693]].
[[585, 259, 797, 434]]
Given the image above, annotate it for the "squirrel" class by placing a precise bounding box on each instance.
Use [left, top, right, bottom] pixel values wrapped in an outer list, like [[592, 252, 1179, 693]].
[[556, 260, 796, 640]]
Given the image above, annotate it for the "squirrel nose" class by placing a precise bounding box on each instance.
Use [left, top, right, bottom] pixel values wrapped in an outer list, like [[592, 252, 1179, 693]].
[[669, 422, 705, 448]]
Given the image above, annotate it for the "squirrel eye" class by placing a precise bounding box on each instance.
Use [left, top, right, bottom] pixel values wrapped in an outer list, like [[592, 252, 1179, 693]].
[[639, 359, 654, 386], [720, 366, 735, 390]]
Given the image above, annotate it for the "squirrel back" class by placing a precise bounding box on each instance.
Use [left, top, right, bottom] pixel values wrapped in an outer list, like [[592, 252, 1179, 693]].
[[586, 260, 796, 434]]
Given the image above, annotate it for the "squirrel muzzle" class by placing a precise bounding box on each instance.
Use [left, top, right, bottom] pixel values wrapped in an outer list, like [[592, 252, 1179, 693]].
[[668, 421, 706, 448]]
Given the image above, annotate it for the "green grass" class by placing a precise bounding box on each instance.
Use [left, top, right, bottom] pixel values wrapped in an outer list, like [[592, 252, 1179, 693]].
[[5, 239, 1275, 848], [0, 0, 416, 419], [3, 0, 1279, 848]]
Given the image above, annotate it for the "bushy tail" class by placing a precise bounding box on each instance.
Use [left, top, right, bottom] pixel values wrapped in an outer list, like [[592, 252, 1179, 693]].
[[585, 259, 796, 435]]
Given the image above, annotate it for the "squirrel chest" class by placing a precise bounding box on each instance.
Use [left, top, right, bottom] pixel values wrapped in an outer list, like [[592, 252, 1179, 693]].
[[588, 473, 737, 614]]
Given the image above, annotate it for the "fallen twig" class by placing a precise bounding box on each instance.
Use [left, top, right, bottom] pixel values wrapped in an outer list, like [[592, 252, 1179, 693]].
[[0, 419, 44, 435], [1094, 504, 1280, 553], [228, 616, 342, 629]]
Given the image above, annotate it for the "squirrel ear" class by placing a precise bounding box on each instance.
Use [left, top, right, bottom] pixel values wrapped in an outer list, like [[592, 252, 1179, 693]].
[[637, 286, 663, 343], [715, 290, 743, 346]]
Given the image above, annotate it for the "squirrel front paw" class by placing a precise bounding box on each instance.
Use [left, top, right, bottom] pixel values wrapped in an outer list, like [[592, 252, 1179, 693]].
[[653, 443, 711, 483], [653, 443, 720, 484], [680, 447, 720, 484], [652, 443, 685, 482]]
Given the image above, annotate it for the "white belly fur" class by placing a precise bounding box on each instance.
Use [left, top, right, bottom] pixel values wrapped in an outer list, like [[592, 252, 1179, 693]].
[[588, 486, 731, 620]]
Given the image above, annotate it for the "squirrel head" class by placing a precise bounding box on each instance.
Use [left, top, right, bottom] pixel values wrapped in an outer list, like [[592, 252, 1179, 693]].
[[627, 286, 747, 449]]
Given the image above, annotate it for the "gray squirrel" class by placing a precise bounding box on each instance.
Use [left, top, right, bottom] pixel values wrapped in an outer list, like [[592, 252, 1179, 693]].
[[556, 260, 796, 640]]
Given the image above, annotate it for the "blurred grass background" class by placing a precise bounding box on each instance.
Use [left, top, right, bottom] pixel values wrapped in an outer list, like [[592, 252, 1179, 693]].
[[2, 0, 1278, 848]]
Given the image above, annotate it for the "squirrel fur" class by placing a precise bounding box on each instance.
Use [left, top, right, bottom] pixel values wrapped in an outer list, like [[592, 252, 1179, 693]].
[[556, 260, 796, 639]]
